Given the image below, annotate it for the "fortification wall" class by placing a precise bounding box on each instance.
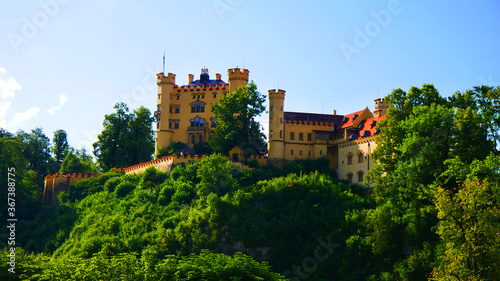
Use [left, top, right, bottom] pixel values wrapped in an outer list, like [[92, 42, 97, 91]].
[[123, 154, 205, 175], [43, 172, 100, 204]]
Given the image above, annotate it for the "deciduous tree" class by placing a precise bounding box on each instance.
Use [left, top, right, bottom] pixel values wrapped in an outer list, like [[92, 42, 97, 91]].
[[209, 82, 267, 159]]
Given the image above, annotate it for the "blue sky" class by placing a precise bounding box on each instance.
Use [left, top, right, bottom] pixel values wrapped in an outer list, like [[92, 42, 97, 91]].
[[1, 0, 499, 152]]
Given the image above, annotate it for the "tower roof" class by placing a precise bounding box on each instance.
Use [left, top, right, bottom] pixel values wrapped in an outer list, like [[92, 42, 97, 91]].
[[188, 68, 225, 86]]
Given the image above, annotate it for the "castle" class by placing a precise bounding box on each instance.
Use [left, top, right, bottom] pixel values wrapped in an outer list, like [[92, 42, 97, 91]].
[[154, 67, 388, 186], [43, 67, 388, 204]]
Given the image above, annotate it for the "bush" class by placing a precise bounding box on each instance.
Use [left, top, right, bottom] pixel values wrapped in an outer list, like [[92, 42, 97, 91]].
[[114, 181, 135, 197]]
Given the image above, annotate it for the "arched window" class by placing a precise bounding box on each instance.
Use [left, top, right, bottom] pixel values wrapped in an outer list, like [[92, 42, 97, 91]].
[[199, 135, 203, 143], [347, 173, 353, 184], [190, 117, 205, 127], [211, 119, 216, 128], [347, 153, 353, 165], [191, 135, 196, 144], [357, 171, 364, 183], [191, 104, 205, 113], [358, 152, 364, 163]]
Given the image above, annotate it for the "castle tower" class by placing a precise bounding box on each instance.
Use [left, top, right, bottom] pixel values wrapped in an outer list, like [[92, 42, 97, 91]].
[[374, 98, 390, 119], [268, 89, 285, 167], [227, 68, 249, 92], [155, 72, 176, 156]]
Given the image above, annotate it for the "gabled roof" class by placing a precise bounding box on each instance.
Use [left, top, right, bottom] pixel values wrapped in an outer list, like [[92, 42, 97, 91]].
[[339, 109, 366, 129]]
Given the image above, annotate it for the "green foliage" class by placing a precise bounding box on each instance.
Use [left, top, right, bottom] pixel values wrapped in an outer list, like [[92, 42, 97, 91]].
[[193, 141, 213, 156], [114, 181, 135, 198], [139, 166, 167, 192], [51, 129, 69, 171], [196, 154, 238, 197], [61, 172, 123, 203], [433, 178, 500, 280], [15, 128, 52, 187], [0, 248, 284, 280], [209, 81, 267, 156], [156, 141, 186, 158], [59, 149, 98, 174], [93, 102, 155, 170]]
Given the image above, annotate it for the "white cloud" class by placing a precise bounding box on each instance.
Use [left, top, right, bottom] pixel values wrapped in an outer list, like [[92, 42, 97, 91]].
[[9, 107, 40, 128], [0, 67, 22, 126], [47, 93, 68, 114]]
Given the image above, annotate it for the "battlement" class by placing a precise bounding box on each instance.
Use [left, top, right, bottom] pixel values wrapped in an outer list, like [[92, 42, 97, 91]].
[[175, 83, 228, 92], [157, 72, 176, 85], [123, 154, 205, 175], [268, 89, 286, 98], [374, 98, 390, 118], [227, 68, 249, 81]]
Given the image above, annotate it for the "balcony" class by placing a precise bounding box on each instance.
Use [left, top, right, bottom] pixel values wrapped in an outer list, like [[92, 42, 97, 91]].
[[187, 124, 208, 132]]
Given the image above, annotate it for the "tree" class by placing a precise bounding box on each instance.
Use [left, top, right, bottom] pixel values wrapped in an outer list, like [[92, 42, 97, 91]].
[[59, 148, 98, 174], [93, 103, 155, 171], [52, 129, 69, 169], [209, 82, 267, 159], [433, 178, 500, 280], [366, 84, 498, 279], [15, 128, 52, 187]]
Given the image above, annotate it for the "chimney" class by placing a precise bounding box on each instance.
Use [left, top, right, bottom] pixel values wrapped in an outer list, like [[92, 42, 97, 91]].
[[333, 109, 337, 115], [188, 74, 194, 84], [216, 73, 221, 80]]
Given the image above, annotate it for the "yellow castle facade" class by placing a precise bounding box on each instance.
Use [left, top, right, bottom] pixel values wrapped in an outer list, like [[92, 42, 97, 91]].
[[155, 67, 389, 186], [155, 67, 248, 155]]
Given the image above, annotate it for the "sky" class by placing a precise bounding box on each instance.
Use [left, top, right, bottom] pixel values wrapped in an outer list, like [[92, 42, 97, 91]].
[[1, 0, 499, 153]]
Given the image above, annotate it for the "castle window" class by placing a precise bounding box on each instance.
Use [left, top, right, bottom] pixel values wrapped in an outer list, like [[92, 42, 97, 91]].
[[156, 119, 160, 129], [270, 117, 273, 124], [299, 133, 303, 141], [347, 173, 353, 184], [169, 119, 172, 129], [190, 117, 205, 127], [199, 135, 203, 143], [307, 133, 312, 141], [320, 150, 323, 155], [176, 95, 180, 100], [202, 94, 205, 99], [174, 120, 179, 129], [169, 106, 172, 113], [347, 154, 353, 165], [308, 151, 311, 156], [300, 150, 302, 155], [281, 106, 283, 111], [358, 153, 364, 163], [291, 150, 294, 155], [290, 132, 295, 140], [157, 105, 161, 111], [270, 130, 273, 139], [270, 106, 273, 112], [191, 104, 205, 113], [211, 119, 216, 128], [213, 93, 217, 98], [280, 117, 283, 123], [280, 130, 282, 138], [158, 94, 161, 100], [175, 106, 180, 113], [358, 171, 364, 183], [191, 135, 196, 144]]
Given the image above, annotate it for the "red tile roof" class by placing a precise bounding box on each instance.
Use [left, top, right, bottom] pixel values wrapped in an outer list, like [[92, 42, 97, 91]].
[[356, 114, 385, 139], [339, 109, 365, 129]]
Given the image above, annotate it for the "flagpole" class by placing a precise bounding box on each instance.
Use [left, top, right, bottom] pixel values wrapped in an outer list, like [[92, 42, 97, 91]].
[[163, 52, 165, 74]]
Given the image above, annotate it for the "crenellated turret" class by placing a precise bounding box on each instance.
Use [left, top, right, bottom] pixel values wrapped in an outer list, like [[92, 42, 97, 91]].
[[227, 68, 249, 92], [268, 89, 286, 166], [155, 72, 177, 156]]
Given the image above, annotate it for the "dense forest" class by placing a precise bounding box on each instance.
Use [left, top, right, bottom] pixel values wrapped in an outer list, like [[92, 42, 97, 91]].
[[1, 84, 500, 280]]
